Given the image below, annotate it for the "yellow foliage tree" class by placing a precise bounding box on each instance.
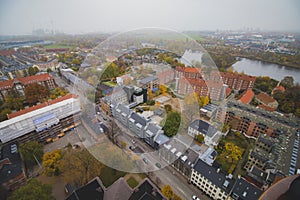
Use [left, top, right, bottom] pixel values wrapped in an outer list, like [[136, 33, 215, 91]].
[[161, 185, 173, 199], [42, 149, 63, 176]]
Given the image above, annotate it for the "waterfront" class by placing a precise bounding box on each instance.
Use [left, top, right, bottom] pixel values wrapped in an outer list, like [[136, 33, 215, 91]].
[[232, 58, 300, 83]]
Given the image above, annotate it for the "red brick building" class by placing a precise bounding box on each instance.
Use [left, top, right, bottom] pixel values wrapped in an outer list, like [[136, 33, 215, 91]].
[[0, 73, 56, 101]]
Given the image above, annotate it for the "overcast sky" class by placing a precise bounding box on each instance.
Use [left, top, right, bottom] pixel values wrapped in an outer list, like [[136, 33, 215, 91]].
[[0, 0, 299, 35]]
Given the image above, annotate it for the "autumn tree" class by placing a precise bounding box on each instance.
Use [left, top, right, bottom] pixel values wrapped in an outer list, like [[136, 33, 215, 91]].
[[42, 149, 63, 176], [0, 108, 12, 122], [49, 87, 68, 99], [59, 149, 103, 186], [161, 185, 182, 200], [161, 185, 173, 199], [19, 141, 44, 165], [24, 83, 49, 105], [159, 85, 168, 94], [196, 134, 204, 143], [8, 179, 54, 200]]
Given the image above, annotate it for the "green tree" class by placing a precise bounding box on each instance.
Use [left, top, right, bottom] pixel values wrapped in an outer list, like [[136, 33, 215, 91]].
[[19, 141, 44, 165], [60, 149, 103, 186], [28, 66, 40, 76], [0, 108, 12, 122], [8, 179, 54, 200], [5, 93, 24, 110], [163, 111, 181, 137], [42, 149, 63, 176], [280, 76, 294, 89], [24, 83, 49, 104]]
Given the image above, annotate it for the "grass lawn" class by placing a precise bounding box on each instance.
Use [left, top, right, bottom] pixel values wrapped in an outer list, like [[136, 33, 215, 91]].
[[127, 176, 139, 189], [43, 44, 74, 49], [102, 81, 117, 87], [99, 165, 127, 187], [137, 173, 147, 180]]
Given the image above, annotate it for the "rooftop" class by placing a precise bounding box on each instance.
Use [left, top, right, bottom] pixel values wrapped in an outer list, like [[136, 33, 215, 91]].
[[193, 158, 235, 194], [256, 92, 276, 104], [140, 76, 158, 85], [239, 89, 254, 104], [189, 119, 218, 138], [231, 177, 263, 200]]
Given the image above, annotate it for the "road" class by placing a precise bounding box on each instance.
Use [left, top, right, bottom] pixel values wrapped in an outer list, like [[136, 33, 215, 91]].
[[52, 71, 212, 200]]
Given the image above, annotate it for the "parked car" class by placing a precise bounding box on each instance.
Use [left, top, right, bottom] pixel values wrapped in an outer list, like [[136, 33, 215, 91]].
[[192, 195, 200, 200], [155, 163, 161, 168], [142, 158, 148, 164]]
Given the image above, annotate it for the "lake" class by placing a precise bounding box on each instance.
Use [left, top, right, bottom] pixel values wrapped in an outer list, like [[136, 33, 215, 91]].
[[232, 58, 300, 83]]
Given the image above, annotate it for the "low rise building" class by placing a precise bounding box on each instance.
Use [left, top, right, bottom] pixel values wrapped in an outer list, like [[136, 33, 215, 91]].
[[188, 119, 222, 146], [229, 176, 263, 200], [0, 94, 81, 144], [190, 159, 235, 200], [0, 143, 26, 192], [0, 73, 56, 102], [256, 92, 278, 111]]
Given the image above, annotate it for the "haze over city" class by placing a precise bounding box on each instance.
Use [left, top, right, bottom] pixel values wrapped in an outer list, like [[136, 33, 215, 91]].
[[0, 0, 300, 35]]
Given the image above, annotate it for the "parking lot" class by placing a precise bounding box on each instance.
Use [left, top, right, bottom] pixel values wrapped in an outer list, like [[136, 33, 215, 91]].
[[44, 128, 82, 152]]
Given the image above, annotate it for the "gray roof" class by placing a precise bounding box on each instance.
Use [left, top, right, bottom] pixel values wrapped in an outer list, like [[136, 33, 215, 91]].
[[140, 76, 158, 85], [257, 135, 274, 147], [117, 104, 131, 116], [193, 159, 235, 194], [104, 177, 131, 200], [0, 143, 23, 184], [130, 112, 147, 126], [248, 166, 267, 185], [154, 134, 169, 145], [189, 119, 218, 137], [250, 151, 269, 163], [146, 123, 161, 135], [231, 177, 263, 200]]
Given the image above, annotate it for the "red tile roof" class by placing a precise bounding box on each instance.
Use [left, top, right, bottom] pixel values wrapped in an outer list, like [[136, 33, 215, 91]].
[[258, 104, 276, 112], [273, 85, 285, 92], [225, 87, 232, 97], [0, 73, 54, 90], [0, 49, 16, 56], [7, 94, 77, 119], [239, 89, 254, 104], [256, 92, 276, 104], [176, 66, 201, 73]]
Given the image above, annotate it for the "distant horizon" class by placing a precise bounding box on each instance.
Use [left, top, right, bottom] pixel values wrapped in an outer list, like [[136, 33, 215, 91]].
[[0, 28, 300, 38], [1, 0, 299, 36]]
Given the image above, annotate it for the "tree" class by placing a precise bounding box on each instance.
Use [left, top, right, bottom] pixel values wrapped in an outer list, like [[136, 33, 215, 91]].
[[196, 134, 204, 143], [120, 141, 127, 150], [42, 149, 63, 176], [28, 66, 40, 76], [164, 104, 172, 113], [280, 76, 294, 89], [161, 185, 173, 199], [24, 83, 49, 104], [59, 149, 103, 186], [19, 141, 44, 165], [8, 179, 54, 200], [163, 111, 181, 137], [159, 85, 168, 94], [5, 93, 24, 110], [49, 87, 68, 99], [0, 108, 12, 122]]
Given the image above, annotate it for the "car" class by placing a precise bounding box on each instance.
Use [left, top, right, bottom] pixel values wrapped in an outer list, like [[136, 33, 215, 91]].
[[99, 127, 104, 133], [131, 139, 136, 144], [142, 158, 148, 164], [192, 195, 200, 200], [155, 163, 161, 168], [129, 146, 135, 151]]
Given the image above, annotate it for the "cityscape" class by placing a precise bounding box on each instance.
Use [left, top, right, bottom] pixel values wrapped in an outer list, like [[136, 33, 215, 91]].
[[0, 1, 300, 200]]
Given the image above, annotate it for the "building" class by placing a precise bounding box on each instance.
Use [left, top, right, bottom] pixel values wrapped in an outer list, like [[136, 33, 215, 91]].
[[239, 89, 255, 104], [112, 103, 169, 148], [0, 73, 56, 101], [188, 119, 222, 146], [0, 94, 81, 144], [190, 159, 235, 200], [66, 177, 167, 200], [0, 143, 26, 192], [224, 100, 299, 139], [139, 76, 158, 91], [256, 92, 278, 111], [229, 176, 263, 200]]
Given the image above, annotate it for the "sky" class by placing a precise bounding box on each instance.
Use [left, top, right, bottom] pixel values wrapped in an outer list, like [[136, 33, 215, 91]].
[[0, 0, 299, 35]]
